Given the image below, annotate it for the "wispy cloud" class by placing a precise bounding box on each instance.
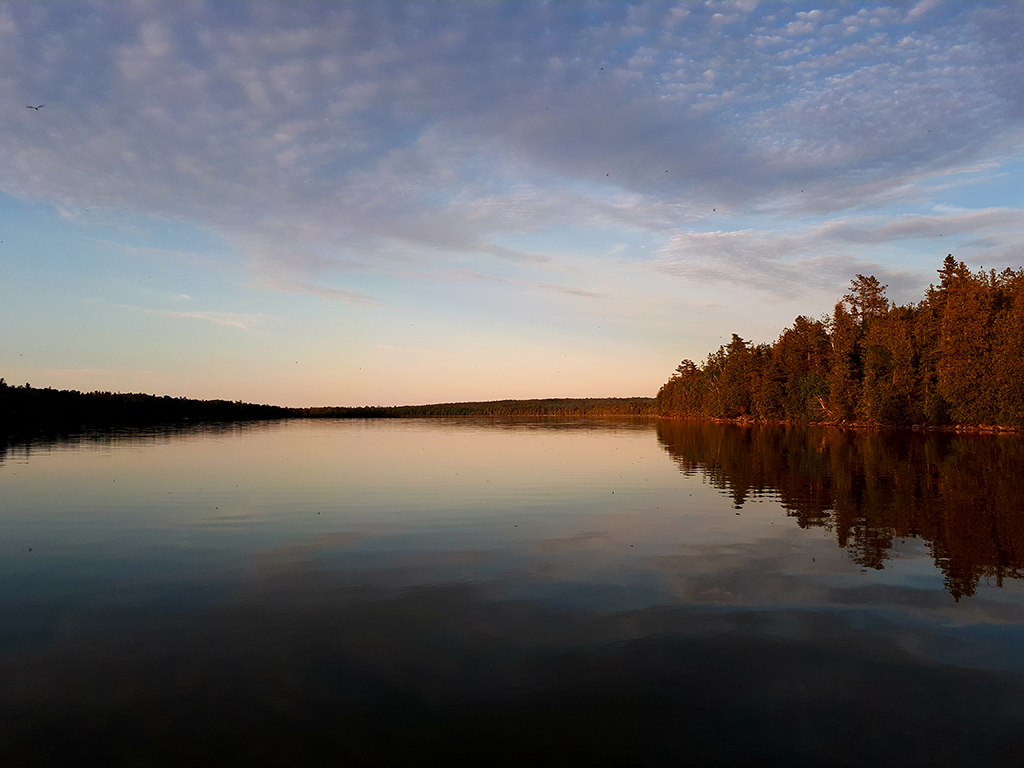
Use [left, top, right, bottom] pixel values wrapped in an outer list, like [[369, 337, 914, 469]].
[[143, 310, 259, 329], [655, 231, 882, 297], [250, 276, 381, 305], [906, 1, 940, 22], [817, 208, 1024, 247], [36, 368, 157, 377], [437, 268, 608, 300], [534, 282, 609, 300], [110, 303, 265, 329], [97, 240, 228, 269], [654, 205, 1023, 298]]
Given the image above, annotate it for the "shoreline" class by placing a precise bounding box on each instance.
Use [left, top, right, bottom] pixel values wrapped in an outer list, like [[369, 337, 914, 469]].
[[4, 381, 1021, 437], [656, 414, 1024, 435], [5, 413, 1022, 445]]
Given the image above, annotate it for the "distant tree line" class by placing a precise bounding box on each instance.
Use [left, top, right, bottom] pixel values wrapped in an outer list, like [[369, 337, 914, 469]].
[[0, 380, 655, 437], [657, 255, 1024, 427], [0, 381, 289, 435], [297, 398, 656, 419]]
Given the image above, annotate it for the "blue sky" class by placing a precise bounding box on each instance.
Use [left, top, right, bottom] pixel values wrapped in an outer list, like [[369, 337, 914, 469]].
[[1, 0, 1023, 407]]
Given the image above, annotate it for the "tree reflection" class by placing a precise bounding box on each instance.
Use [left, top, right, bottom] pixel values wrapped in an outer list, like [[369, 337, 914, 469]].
[[657, 420, 1024, 599]]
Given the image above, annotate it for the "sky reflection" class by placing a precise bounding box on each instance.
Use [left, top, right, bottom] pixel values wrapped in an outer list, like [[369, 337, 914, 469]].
[[3, 419, 1024, 764], [4, 419, 1023, 635]]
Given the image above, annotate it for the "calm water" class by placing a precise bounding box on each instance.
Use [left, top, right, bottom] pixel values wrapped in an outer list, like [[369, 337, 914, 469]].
[[2, 418, 1023, 766]]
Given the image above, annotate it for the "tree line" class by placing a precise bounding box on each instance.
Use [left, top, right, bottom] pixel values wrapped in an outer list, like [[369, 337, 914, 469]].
[[0, 381, 655, 437], [297, 398, 655, 419], [0, 382, 290, 435], [657, 255, 1024, 427]]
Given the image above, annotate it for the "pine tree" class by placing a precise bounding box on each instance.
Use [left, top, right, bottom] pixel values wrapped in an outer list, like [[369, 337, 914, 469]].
[[657, 359, 705, 416], [718, 334, 753, 417], [858, 306, 920, 424], [750, 344, 784, 419], [775, 316, 831, 420], [937, 261, 995, 424], [993, 271, 1024, 426], [827, 302, 861, 421], [844, 274, 890, 328]]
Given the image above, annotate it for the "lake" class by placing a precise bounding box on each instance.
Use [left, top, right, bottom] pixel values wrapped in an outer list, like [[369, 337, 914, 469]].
[[2, 418, 1023, 766]]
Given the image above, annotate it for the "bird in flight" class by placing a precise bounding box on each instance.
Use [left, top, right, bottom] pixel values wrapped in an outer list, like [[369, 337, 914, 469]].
[[26, 104, 44, 110]]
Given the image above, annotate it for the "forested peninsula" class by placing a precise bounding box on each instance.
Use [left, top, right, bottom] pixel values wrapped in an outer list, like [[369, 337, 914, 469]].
[[658, 255, 1024, 429]]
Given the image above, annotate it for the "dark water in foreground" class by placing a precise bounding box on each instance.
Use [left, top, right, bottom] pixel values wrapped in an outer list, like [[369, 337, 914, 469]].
[[2, 418, 1023, 766]]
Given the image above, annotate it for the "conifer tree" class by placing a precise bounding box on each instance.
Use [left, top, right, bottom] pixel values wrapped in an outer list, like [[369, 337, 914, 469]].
[[718, 334, 753, 417], [750, 344, 785, 419], [937, 261, 994, 423], [858, 306, 919, 424], [993, 271, 1024, 426], [843, 274, 890, 327], [827, 302, 860, 421], [774, 316, 830, 420]]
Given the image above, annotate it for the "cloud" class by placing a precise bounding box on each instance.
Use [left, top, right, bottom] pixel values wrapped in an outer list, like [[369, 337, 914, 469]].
[[906, 1, 939, 22], [817, 208, 1024, 247], [35, 368, 157, 378], [650, 207, 1023, 298], [144, 310, 259, 329], [655, 229, 882, 298], [0, 0, 1021, 296], [534, 282, 609, 300], [250, 276, 381, 305], [439, 268, 608, 300], [97, 240, 228, 270], [111, 303, 266, 329]]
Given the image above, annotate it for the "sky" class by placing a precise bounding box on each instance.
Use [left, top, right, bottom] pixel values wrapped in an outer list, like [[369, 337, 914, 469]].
[[1, 0, 1023, 407]]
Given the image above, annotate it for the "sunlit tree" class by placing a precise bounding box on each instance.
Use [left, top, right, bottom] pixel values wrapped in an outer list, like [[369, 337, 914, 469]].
[[843, 274, 890, 328], [827, 302, 860, 421]]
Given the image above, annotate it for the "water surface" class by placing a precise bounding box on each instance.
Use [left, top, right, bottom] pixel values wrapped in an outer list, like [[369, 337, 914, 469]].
[[2, 418, 1023, 766]]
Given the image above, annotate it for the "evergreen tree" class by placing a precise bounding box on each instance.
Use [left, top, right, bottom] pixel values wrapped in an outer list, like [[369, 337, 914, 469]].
[[914, 284, 947, 424], [657, 359, 705, 416], [993, 270, 1024, 426], [858, 306, 920, 424], [774, 316, 831, 420], [750, 344, 784, 419], [843, 274, 890, 328], [718, 334, 753, 417], [827, 302, 861, 421], [937, 261, 995, 423]]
